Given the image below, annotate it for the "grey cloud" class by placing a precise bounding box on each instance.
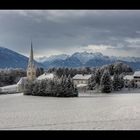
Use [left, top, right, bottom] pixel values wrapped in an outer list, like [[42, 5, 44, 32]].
[[0, 10, 140, 57]]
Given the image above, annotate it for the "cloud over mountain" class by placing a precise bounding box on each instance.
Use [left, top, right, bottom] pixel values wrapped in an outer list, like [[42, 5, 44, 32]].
[[0, 10, 140, 57]]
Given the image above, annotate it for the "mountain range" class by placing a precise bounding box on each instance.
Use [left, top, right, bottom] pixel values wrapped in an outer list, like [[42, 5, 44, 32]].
[[36, 51, 140, 70], [0, 46, 140, 70]]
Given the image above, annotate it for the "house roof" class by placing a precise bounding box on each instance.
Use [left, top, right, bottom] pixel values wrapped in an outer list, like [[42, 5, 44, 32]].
[[17, 77, 28, 85], [134, 71, 140, 77], [37, 73, 54, 80], [124, 75, 133, 80], [72, 74, 92, 80]]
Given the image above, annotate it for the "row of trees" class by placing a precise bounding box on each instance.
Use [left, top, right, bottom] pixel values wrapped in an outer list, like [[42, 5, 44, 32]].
[[88, 68, 124, 93], [0, 68, 26, 87], [23, 75, 78, 97], [47, 62, 133, 78], [0, 67, 44, 87], [48, 67, 96, 78]]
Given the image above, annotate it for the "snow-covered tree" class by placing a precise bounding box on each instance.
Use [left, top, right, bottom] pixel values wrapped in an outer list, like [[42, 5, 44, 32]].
[[113, 73, 122, 91], [95, 69, 102, 85], [94, 68, 102, 91], [88, 74, 96, 90], [23, 80, 34, 95], [100, 69, 112, 93], [36, 67, 44, 77]]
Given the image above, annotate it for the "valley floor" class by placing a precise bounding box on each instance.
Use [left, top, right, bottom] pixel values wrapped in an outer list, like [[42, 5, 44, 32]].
[[1, 92, 140, 130]]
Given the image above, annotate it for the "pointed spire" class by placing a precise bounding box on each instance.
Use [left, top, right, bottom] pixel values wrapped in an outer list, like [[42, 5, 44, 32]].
[[28, 41, 34, 67]]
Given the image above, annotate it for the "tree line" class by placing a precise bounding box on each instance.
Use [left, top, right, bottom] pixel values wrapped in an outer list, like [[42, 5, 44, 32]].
[[0, 67, 44, 87], [88, 68, 124, 93], [47, 62, 133, 78], [23, 75, 78, 97]]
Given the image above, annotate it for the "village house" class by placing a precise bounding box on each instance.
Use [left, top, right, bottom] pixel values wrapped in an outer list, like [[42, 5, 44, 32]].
[[133, 71, 140, 82], [133, 71, 140, 87], [73, 74, 92, 86], [72, 74, 92, 92], [123, 75, 134, 87], [123, 71, 140, 88]]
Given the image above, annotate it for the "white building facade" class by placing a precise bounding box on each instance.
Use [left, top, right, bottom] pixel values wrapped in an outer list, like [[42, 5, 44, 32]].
[[72, 74, 92, 88]]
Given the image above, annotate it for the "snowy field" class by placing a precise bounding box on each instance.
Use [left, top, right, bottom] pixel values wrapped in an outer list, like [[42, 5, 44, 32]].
[[1, 92, 140, 130]]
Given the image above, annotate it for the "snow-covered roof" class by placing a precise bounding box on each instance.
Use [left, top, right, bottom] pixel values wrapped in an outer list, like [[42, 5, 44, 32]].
[[37, 73, 54, 80], [73, 74, 92, 80], [134, 71, 140, 77], [17, 77, 28, 85], [124, 75, 133, 80], [77, 84, 88, 87]]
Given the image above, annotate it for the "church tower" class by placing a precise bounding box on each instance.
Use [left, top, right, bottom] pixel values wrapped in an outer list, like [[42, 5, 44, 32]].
[[27, 42, 36, 81]]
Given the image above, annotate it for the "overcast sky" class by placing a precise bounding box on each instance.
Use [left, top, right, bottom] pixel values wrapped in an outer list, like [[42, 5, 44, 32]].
[[0, 10, 140, 58]]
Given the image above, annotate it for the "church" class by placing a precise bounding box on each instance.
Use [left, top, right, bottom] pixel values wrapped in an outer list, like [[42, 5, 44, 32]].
[[0, 42, 54, 93]]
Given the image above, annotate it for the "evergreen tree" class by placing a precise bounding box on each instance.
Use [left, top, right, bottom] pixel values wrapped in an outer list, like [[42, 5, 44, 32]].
[[119, 75, 124, 89], [32, 81, 40, 96], [88, 74, 96, 90], [100, 69, 112, 93], [23, 74, 78, 97], [23, 81, 34, 95], [113, 73, 121, 91], [36, 67, 44, 77], [94, 68, 102, 91]]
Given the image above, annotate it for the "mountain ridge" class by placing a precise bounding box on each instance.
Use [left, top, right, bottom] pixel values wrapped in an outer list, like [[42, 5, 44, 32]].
[[0, 46, 140, 70], [37, 51, 140, 70]]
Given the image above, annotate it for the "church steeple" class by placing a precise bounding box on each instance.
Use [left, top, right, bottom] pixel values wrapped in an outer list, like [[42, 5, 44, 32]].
[[27, 41, 36, 81], [28, 41, 34, 68]]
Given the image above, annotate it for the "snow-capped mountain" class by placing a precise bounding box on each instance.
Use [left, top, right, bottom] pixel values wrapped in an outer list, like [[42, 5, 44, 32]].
[[71, 51, 106, 64], [0, 46, 44, 69], [1, 46, 140, 70], [38, 51, 140, 70]]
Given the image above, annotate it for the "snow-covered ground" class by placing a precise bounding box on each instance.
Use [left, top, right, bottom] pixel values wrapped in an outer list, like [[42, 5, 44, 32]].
[[1, 92, 140, 130], [0, 84, 18, 93]]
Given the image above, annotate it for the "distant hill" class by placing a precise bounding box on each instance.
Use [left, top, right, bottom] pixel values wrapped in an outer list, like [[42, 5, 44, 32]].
[[0, 46, 44, 69]]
